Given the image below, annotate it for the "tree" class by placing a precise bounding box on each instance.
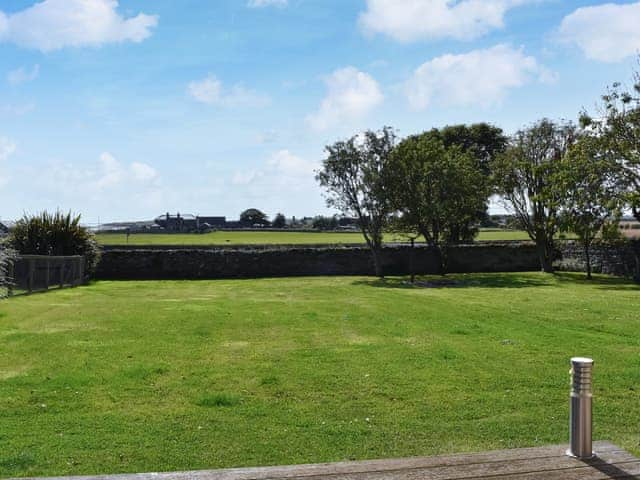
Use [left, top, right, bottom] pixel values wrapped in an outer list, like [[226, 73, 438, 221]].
[[581, 60, 640, 221], [272, 213, 286, 229], [387, 133, 489, 274], [429, 123, 508, 242], [316, 127, 396, 278], [240, 208, 270, 227], [559, 137, 625, 279], [492, 119, 577, 273], [9, 210, 101, 276], [312, 215, 338, 231]]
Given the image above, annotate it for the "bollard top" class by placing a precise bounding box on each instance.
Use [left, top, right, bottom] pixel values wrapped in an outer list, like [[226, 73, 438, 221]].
[[571, 357, 594, 365]]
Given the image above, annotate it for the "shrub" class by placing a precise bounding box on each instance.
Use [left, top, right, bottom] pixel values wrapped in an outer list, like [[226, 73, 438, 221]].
[[0, 243, 17, 298], [8, 211, 101, 277]]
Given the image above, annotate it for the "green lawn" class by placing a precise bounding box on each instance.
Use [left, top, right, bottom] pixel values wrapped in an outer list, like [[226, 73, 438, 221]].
[[1, 273, 639, 477], [96, 228, 533, 246]]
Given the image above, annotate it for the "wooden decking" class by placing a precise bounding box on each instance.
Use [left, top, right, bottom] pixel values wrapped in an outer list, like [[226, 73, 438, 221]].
[[17, 441, 640, 480]]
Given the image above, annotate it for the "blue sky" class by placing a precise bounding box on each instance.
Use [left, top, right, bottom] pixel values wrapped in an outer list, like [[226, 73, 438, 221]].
[[1, 0, 640, 223]]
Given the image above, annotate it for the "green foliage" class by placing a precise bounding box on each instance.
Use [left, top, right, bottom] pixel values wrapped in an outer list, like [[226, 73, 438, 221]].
[[8, 211, 101, 276], [239, 208, 270, 226], [492, 119, 577, 272], [387, 133, 489, 272], [317, 127, 397, 277], [427, 124, 507, 242], [312, 215, 338, 231], [581, 60, 640, 220], [271, 213, 286, 229], [437, 123, 508, 176], [1, 274, 639, 477], [0, 243, 17, 298], [558, 136, 626, 278]]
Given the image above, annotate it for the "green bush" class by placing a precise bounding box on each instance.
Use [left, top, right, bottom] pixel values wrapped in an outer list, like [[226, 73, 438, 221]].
[[8, 211, 101, 277], [0, 243, 16, 298]]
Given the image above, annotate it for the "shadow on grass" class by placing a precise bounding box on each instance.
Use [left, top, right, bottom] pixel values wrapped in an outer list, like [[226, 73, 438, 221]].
[[353, 272, 640, 290], [551, 271, 640, 291]]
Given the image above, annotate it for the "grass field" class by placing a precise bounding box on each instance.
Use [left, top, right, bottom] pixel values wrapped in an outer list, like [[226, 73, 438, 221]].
[[1, 273, 639, 477], [96, 229, 534, 246]]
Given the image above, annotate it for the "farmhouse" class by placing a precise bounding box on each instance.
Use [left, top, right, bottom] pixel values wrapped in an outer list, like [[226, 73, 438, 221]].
[[619, 217, 640, 239], [154, 213, 227, 232]]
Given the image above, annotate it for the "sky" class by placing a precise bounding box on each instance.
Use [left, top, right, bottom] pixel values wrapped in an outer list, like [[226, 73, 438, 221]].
[[1, 0, 640, 224]]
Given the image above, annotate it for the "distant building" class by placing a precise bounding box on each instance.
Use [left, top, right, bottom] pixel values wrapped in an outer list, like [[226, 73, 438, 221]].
[[197, 216, 227, 229], [154, 213, 228, 232], [619, 217, 640, 239]]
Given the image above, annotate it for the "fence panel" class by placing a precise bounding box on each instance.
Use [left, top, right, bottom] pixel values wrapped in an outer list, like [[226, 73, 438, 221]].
[[9, 255, 84, 295]]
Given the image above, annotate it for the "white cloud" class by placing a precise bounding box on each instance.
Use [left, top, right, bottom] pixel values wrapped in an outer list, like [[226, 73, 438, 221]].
[[188, 75, 271, 108], [405, 44, 554, 110], [247, 0, 288, 7], [0, 137, 16, 187], [267, 149, 317, 177], [1, 102, 36, 116], [131, 162, 159, 182], [233, 150, 318, 188], [0, 137, 16, 162], [95, 152, 159, 190], [0, 0, 157, 52], [306, 67, 383, 132], [7, 64, 39, 86], [359, 0, 530, 43], [232, 169, 263, 186], [558, 2, 640, 62]]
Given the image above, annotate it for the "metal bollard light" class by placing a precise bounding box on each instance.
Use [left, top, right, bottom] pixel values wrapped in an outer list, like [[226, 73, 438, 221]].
[[567, 357, 594, 459]]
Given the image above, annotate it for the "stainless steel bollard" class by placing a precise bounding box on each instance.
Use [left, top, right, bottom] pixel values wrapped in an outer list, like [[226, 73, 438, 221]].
[[567, 357, 594, 459]]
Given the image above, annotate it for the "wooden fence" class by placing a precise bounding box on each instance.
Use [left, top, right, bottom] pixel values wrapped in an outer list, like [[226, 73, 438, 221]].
[[7, 255, 85, 295]]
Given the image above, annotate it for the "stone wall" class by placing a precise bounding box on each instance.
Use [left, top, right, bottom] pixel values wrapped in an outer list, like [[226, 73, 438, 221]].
[[95, 242, 541, 280], [556, 241, 640, 279]]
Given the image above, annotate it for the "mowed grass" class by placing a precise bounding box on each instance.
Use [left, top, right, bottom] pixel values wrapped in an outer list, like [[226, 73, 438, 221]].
[[1, 273, 639, 477], [96, 229, 532, 246]]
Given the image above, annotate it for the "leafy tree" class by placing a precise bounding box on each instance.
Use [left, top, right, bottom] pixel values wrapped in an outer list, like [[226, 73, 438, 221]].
[[312, 215, 338, 231], [559, 137, 626, 279], [272, 213, 286, 229], [581, 61, 640, 220], [427, 123, 508, 242], [9, 210, 101, 276], [316, 127, 396, 278], [387, 133, 489, 274], [492, 119, 577, 273], [240, 208, 270, 227]]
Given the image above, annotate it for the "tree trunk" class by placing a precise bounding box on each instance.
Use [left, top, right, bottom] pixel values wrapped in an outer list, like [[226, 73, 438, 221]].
[[409, 238, 415, 284], [371, 246, 384, 279], [632, 241, 640, 283], [584, 240, 592, 280], [434, 244, 446, 276], [536, 239, 555, 273]]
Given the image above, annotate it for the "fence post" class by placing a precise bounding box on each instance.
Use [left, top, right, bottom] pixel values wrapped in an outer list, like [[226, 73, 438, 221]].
[[567, 357, 594, 459], [27, 258, 35, 294]]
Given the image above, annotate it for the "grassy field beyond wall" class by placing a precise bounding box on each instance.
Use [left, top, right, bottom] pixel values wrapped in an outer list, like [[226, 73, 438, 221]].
[[0, 273, 638, 477], [96, 229, 534, 246]]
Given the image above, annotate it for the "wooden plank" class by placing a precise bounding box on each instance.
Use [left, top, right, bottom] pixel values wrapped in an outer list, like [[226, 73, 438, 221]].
[[13, 442, 634, 480], [487, 461, 640, 479], [253, 451, 639, 480]]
